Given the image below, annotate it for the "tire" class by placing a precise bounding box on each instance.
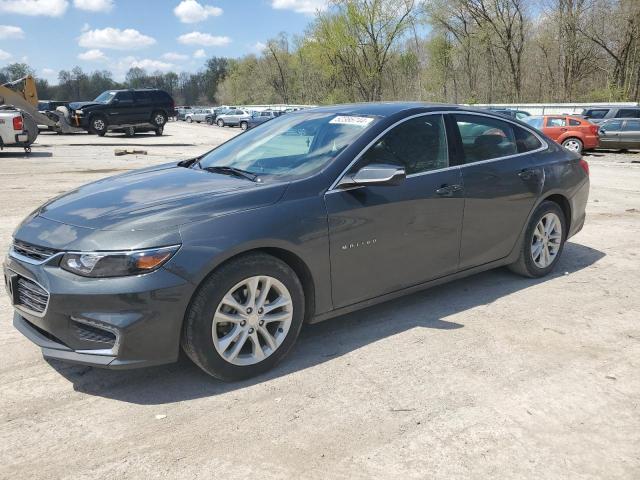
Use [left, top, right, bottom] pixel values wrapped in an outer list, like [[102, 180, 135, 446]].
[[207, 117, 214, 125], [155, 126, 164, 136], [152, 111, 168, 127], [508, 201, 566, 278], [217, 119, 225, 127], [90, 115, 108, 136], [124, 126, 135, 137], [562, 137, 583, 154], [182, 253, 305, 381], [240, 121, 248, 131]]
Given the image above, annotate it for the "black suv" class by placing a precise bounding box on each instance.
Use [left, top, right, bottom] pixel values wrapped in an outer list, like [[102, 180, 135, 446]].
[[69, 89, 176, 136]]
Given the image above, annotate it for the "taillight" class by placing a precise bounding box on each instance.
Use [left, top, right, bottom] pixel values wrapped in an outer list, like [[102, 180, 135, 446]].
[[579, 158, 589, 176], [12, 115, 23, 131], [589, 124, 599, 135]]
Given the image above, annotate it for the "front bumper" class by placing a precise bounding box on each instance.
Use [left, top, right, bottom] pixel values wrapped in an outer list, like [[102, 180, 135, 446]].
[[4, 252, 194, 369]]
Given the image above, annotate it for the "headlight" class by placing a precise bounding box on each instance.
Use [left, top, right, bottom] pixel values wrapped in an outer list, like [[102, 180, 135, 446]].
[[60, 245, 179, 278], [75, 109, 83, 115]]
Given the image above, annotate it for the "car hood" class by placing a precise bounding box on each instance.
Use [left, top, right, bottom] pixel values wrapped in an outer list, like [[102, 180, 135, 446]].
[[69, 101, 102, 110], [37, 164, 287, 231]]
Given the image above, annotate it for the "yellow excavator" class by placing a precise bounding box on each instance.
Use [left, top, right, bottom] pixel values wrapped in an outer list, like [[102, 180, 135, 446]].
[[0, 75, 82, 134]]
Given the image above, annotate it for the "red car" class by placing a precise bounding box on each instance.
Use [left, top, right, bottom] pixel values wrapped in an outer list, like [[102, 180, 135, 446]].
[[524, 115, 599, 153]]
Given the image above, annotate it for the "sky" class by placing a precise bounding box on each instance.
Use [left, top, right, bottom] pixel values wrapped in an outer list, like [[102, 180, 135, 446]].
[[0, 0, 328, 83]]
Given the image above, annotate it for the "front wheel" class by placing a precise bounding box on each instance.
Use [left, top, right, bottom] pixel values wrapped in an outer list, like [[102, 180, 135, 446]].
[[240, 121, 248, 131], [182, 253, 305, 381], [217, 119, 225, 127], [124, 126, 135, 137], [509, 201, 566, 278], [152, 111, 168, 128], [155, 126, 164, 136], [562, 137, 583, 154], [90, 115, 108, 136]]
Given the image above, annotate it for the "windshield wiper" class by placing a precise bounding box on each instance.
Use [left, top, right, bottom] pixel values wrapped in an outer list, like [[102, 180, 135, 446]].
[[201, 165, 260, 182]]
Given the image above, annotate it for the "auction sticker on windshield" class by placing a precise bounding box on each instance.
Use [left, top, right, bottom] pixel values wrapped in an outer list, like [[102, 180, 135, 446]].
[[329, 116, 374, 127]]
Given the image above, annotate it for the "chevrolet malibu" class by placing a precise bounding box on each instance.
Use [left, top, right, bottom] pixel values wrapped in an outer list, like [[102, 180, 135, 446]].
[[4, 103, 590, 381]]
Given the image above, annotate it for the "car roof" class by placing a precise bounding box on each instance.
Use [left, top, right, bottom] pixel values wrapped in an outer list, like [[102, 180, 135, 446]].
[[298, 102, 503, 118]]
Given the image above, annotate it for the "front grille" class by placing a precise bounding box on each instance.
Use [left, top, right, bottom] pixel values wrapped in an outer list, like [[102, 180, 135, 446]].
[[12, 240, 58, 262], [15, 277, 49, 314], [71, 320, 116, 346]]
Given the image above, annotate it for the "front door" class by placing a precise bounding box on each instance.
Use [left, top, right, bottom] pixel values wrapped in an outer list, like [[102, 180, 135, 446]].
[[599, 120, 623, 148], [452, 113, 545, 269], [325, 114, 464, 308], [109, 91, 136, 124]]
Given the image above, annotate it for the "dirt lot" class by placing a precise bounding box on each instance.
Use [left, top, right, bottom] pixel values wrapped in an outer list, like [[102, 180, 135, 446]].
[[0, 122, 638, 479]]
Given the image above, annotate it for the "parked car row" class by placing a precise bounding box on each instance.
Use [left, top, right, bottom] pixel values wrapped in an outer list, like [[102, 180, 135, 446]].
[[492, 106, 640, 153]]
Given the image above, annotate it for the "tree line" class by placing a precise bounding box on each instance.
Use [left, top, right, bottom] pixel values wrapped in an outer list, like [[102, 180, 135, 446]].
[[2, 0, 639, 106]]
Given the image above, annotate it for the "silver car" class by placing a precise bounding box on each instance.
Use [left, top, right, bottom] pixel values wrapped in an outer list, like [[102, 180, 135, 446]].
[[185, 108, 214, 123], [216, 109, 252, 129], [598, 118, 640, 150]]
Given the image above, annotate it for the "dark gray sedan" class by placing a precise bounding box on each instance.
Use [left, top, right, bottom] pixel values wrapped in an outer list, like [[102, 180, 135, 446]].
[[4, 103, 589, 381], [598, 118, 640, 150]]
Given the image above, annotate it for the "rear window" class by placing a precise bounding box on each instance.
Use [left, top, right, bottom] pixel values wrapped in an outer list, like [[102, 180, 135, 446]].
[[569, 118, 581, 126], [584, 109, 609, 119], [615, 109, 640, 118], [547, 117, 567, 127]]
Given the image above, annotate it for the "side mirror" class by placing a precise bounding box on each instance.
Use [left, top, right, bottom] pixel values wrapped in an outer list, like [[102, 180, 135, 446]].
[[338, 164, 406, 188]]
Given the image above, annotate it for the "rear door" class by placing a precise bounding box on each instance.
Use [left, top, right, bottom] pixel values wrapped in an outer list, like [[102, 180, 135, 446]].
[[326, 113, 464, 307], [619, 119, 640, 148], [133, 90, 153, 123], [544, 116, 568, 142], [599, 120, 623, 148], [453, 113, 546, 269]]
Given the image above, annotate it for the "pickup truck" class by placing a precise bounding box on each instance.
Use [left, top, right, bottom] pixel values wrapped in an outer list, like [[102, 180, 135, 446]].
[[0, 107, 37, 152]]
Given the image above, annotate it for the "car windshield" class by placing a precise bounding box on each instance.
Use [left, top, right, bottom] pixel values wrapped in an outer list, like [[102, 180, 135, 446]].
[[523, 116, 544, 129], [197, 111, 378, 180], [94, 91, 116, 103]]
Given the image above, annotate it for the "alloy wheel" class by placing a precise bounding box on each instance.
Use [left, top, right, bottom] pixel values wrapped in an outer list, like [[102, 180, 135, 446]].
[[212, 275, 293, 366], [531, 212, 562, 268], [93, 119, 105, 130], [563, 139, 581, 152]]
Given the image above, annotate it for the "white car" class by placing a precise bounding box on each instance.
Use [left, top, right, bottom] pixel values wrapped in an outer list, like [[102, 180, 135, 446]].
[[0, 107, 37, 153]]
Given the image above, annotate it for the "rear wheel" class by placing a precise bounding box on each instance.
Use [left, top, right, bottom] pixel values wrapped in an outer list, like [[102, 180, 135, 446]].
[[182, 253, 304, 381], [217, 119, 225, 127], [562, 137, 583, 154], [124, 126, 135, 137], [240, 121, 248, 131], [90, 115, 108, 136], [509, 201, 566, 278], [207, 117, 214, 125], [155, 126, 164, 136]]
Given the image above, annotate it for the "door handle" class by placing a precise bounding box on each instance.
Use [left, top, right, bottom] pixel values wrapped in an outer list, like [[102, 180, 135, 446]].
[[518, 169, 536, 180], [560, 127, 568, 131], [436, 184, 462, 196]]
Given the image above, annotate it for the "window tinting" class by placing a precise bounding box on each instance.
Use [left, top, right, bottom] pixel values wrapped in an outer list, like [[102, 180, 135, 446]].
[[569, 118, 581, 126], [454, 114, 519, 162], [547, 117, 567, 127], [603, 120, 622, 131], [623, 120, 640, 131], [134, 91, 152, 102], [115, 91, 133, 103], [358, 115, 448, 175], [615, 109, 640, 118], [514, 125, 542, 152], [585, 109, 609, 119]]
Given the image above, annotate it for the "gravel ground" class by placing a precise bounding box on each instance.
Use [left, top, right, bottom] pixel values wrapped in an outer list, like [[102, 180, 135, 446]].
[[0, 122, 638, 479]]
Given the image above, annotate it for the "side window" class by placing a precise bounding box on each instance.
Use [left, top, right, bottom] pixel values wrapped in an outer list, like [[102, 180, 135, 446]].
[[623, 120, 640, 131], [358, 115, 448, 175], [513, 126, 542, 153], [115, 91, 134, 104], [586, 109, 609, 119], [569, 118, 581, 126], [604, 120, 623, 131], [454, 114, 518, 162], [134, 91, 152, 103], [615, 109, 640, 118], [547, 117, 567, 127]]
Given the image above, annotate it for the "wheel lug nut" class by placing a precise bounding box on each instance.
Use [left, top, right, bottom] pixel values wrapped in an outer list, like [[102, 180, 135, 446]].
[[246, 307, 253, 314], [240, 320, 246, 326], [248, 327, 254, 334], [258, 308, 263, 314], [259, 320, 264, 326]]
